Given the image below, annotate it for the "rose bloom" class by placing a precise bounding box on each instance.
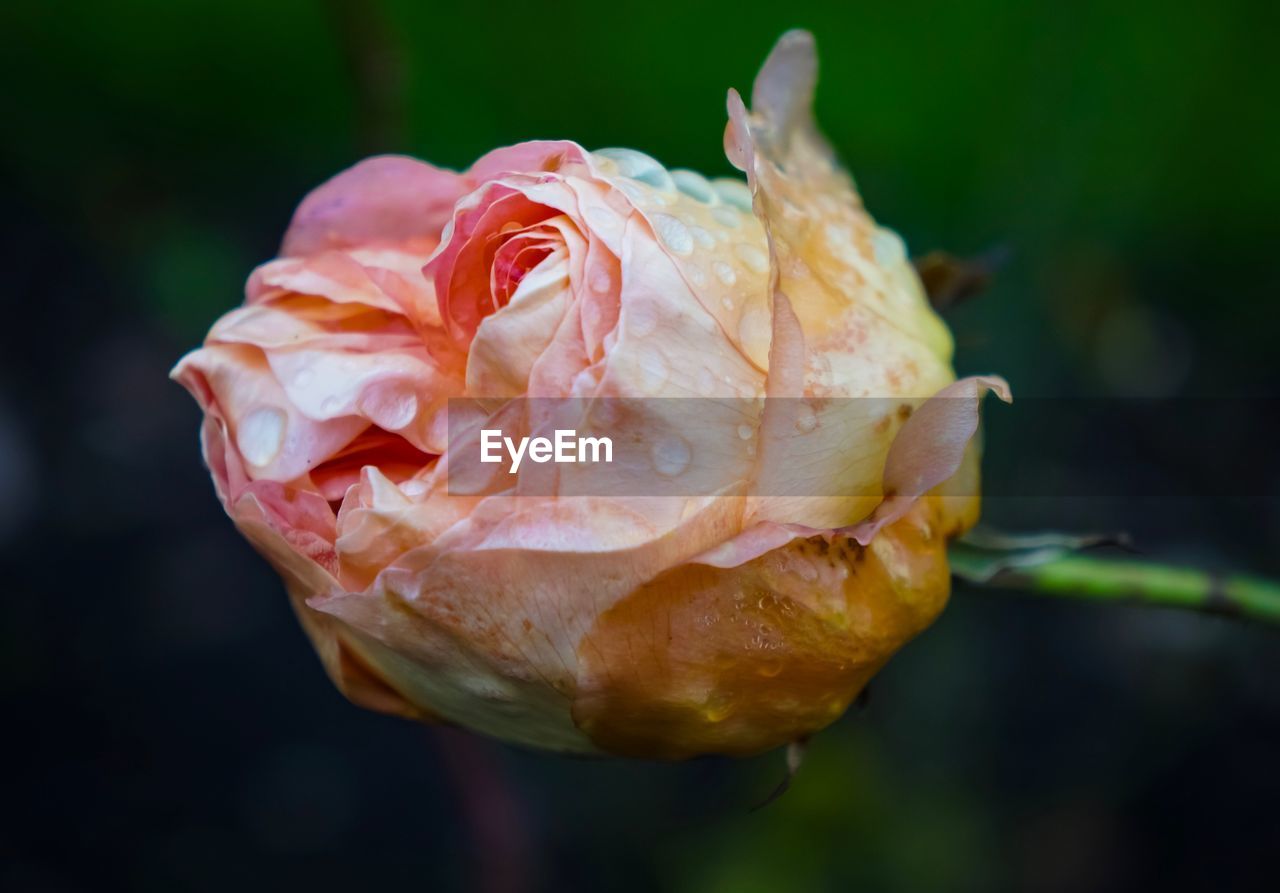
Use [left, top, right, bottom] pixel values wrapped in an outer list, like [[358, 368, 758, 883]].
[[173, 32, 1007, 758]]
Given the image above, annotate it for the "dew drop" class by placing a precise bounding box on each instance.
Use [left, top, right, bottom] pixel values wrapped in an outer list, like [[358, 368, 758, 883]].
[[593, 147, 674, 191], [651, 434, 691, 477], [735, 242, 770, 274], [616, 180, 645, 202], [690, 225, 716, 249], [871, 227, 907, 266], [711, 205, 742, 229], [362, 384, 419, 431], [637, 348, 669, 393], [590, 399, 620, 428], [629, 302, 659, 337], [589, 264, 613, 294], [697, 367, 717, 395], [808, 355, 834, 391], [738, 308, 771, 356], [712, 261, 737, 286], [794, 404, 818, 433], [652, 213, 694, 256], [292, 368, 314, 389], [702, 691, 735, 722], [737, 423, 753, 440], [757, 661, 783, 678], [582, 203, 620, 239], [401, 479, 430, 499], [670, 169, 716, 203], [237, 407, 286, 467], [712, 178, 753, 212], [319, 395, 341, 415]]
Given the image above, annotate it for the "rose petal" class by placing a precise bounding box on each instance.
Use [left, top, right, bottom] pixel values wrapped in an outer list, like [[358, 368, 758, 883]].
[[282, 156, 468, 257]]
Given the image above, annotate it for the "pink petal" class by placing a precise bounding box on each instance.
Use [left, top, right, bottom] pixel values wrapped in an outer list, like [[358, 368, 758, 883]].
[[282, 155, 468, 257]]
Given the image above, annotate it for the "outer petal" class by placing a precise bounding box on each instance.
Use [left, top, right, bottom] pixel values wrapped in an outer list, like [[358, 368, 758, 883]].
[[726, 31, 962, 532], [282, 156, 468, 257], [308, 491, 749, 753], [691, 374, 1010, 569], [172, 343, 367, 484], [571, 496, 953, 758]]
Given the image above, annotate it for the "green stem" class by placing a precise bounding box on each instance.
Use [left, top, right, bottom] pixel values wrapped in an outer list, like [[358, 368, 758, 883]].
[[972, 555, 1280, 627]]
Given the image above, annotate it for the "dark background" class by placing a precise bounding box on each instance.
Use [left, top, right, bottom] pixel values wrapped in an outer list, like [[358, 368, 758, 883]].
[[2, 1, 1278, 890]]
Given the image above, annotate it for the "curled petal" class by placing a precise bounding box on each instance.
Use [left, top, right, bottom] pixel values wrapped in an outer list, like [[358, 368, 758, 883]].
[[173, 343, 367, 483], [695, 375, 1010, 567], [843, 375, 1011, 544], [467, 140, 589, 181]]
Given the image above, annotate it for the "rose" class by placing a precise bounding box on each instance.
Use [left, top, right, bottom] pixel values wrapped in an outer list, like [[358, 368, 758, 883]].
[[172, 31, 1007, 758]]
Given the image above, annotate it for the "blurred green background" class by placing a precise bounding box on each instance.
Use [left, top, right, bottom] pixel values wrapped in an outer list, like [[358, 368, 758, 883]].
[[2, 1, 1278, 891]]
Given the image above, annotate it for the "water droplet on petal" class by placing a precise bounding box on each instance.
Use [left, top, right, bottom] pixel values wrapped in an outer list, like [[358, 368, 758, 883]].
[[629, 302, 659, 337], [712, 178, 753, 212], [362, 383, 419, 430], [702, 691, 735, 722], [712, 261, 737, 286], [583, 203, 621, 239], [735, 242, 769, 274], [593, 147, 674, 191], [651, 434, 691, 477], [401, 479, 430, 498], [652, 213, 694, 256], [795, 404, 818, 433], [638, 348, 669, 393], [871, 227, 907, 266], [737, 423, 753, 440], [237, 407, 286, 467], [590, 399, 620, 428], [617, 180, 645, 202], [292, 368, 314, 389], [808, 355, 834, 392], [738, 308, 771, 356], [711, 206, 742, 229], [690, 225, 715, 249], [589, 265, 613, 294], [670, 169, 716, 203], [697, 367, 716, 395]]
